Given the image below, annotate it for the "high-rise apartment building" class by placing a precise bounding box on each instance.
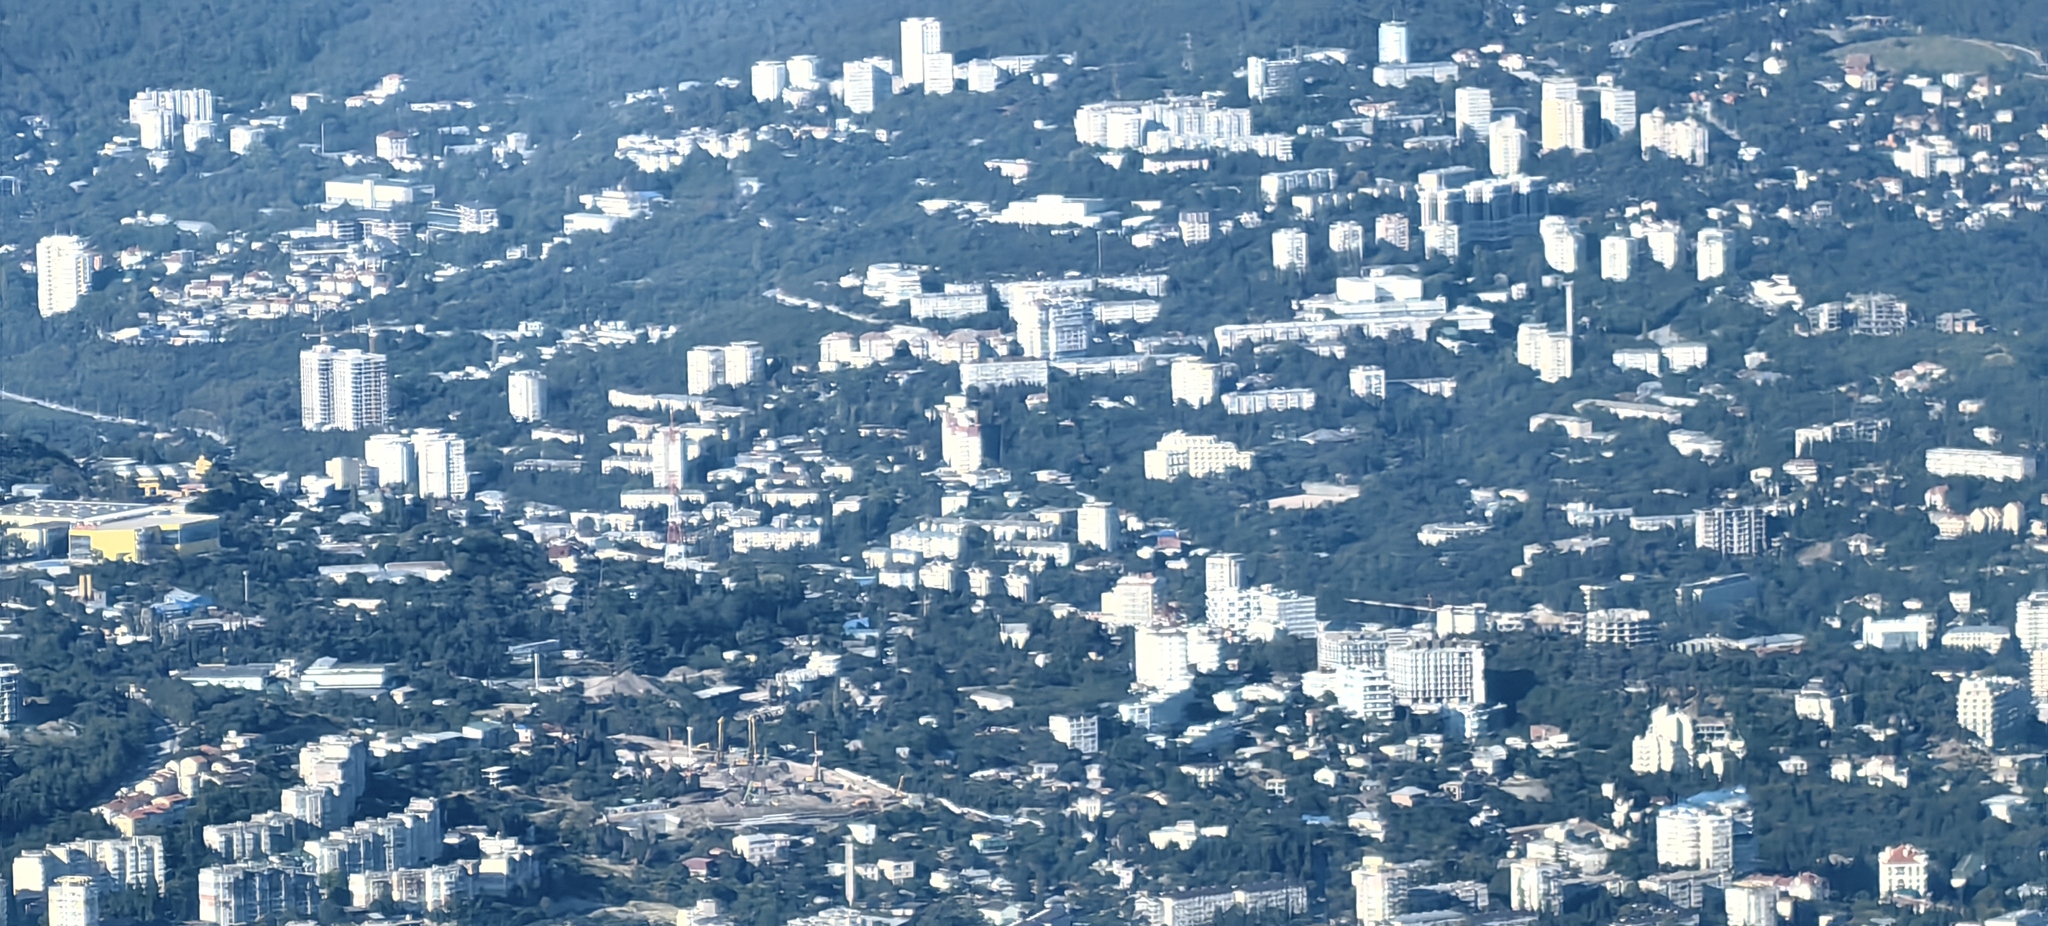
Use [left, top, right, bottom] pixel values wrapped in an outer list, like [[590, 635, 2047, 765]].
[[197, 862, 319, 926], [1695, 506, 1767, 555], [750, 60, 788, 103], [1539, 216, 1581, 274], [1246, 57, 1302, 101], [1329, 221, 1366, 260], [1656, 805, 1735, 871], [687, 341, 765, 395], [128, 88, 214, 151], [1133, 626, 1192, 692], [922, 52, 956, 94], [1958, 675, 2028, 748], [299, 346, 389, 432], [507, 370, 546, 423], [1696, 228, 1730, 281], [1601, 235, 1636, 281], [1517, 323, 1573, 384], [1178, 211, 1212, 245], [1541, 98, 1587, 153], [1013, 298, 1092, 359], [1272, 228, 1309, 272], [900, 18, 943, 85], [1725, 879, 1779, 926], [842, 60, 878, 114], [1454, 87, 1492, 135], [1488, 119, 1527, 177], [412, 430, 469, 500], [1378, 21, 1410, 64], [1598, 86, 1638, 134], [1078, 501, 1119, 550], [1353, 855, 1409, 925], [2018, 591, 2048, 652], [1048, 714, 1099, 754], [363, 434, 414, 488], [37, 235, 91, 317], [0, 663, 18, 724], [1386, 643, 1486, 706], [935, 396, 983, 472], [50, 876, 97, 926]]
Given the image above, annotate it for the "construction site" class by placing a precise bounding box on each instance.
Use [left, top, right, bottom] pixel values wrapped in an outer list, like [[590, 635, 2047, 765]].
[[600, 724, 905, 836]]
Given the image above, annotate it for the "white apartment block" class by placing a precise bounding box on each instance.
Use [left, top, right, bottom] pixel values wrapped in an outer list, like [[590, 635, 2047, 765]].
[[1539, 216, 1581, 273], [1133, 625, 1192, 692], [842, 60, 879, 114], [1662, 342, 1708, 372], [1540, 90, 1586, 153], [1696, 228, 1729, 280], [1350, 365, 1388, 398], [1330, 220, 1366, 259], [37, 234, 92, 317], [1927, 447, 2035, 481], [507, 370, 546, 423], [12, 836, 166, 895], [686, 341, 766, 395], [1958, 675, 2028, 748], [411, 429, 469, 500], [1385, 643, 1485, 706], [1353, 855, 1409, 925], [900, 18, 943, 85], [910, 288, 989, 320], [1144, 432, 1254, 480], [1517, 323, 1573, 384], [2018, 591, 2048, 651], [1378, 21, 1410, 64], [1179, 211, 1212, 245], [1613, 347, 1661, 375], [1221, 388, 1316, 415], [922, 52, 956, 94], [1489, 120, 1527, 177], [51, 875, 99, 926], [1246, 56, 1301, 100], [364, 433, 415, 488], [1049, 714, 1099, 753], [1695, 506, 1767, 555], [1375, 214, 1410, 249], [1171, 358, 1222, 408], [1078, 501, 1119, 550], [1600, 235, 1635, 281], [750, 60, 788, 103], [1454, 87, 1492, 134], [1272, 228, 1309, 272], [935, 396, 983, 472], [1655, 805, 1734, 871], [300, 346, 389, 432]]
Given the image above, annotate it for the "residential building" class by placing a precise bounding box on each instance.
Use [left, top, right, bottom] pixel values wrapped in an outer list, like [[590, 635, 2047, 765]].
[[1012, 296, 1093, 359], [1489, 119, 1527, 177], [11, 836, 166, 895], [300, 346, 389, 432], [900, 18, 943, 85], [1378, 21, 1410, 64], [36, 235, 91, 317], [364, 434, 414, 487], [0, 663, 17, 724], [1695, 507, 1767, 555], [1376, 213, 1410, 249], [842, 60, 879, 114], [1078, 501, 1118, 550], [1134, 626, 1192, 692], [1598, 86, 1638, 134], [749, 60, 788, 103], [1725, 879, 1778, 926], [1170, 359, 1221, 408], [935, 396, 984, 473], [1600, 235, 1635, 281], [1385, 642, 1485, 706], [412, 430, 469, 500], [425, 201, 498, 234], [1926, 448, 2035, 481], [50, 876, 97, 926], [2019, 591, 2048, 652], [1877, 845, 1928, 902], [922, 52, 956, 94], [197, 861, 319, 926], [1350, 365, 1387, 398], [1793, 678, 1845, 729], [1330, 221, 1366, 260], [1179, 211, 1212, 245], [1696, 228, 1730, 280], [1958, 675, 2028, 749], [1540, 216, 1581, 273], [507, 370, 546, 423], [1144, 432, 1254, 480], [1540, 79, 1586, 153], [1222, 388, 1317, 415], [1861, 614, 1935, 651], [1509, 858, 1562, 913], [1246, 57, 1301, 101], [1048, 714, 1099, 754], [1453, 87, 1492, 135], [1354, 855, 1410, 925], [1656, 805, 1735, 871], [1272, 228, 1309, 272], [1583, 608, 1657, 646]]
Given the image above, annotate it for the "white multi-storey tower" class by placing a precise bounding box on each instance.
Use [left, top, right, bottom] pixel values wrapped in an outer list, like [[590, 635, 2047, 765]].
[[1272, 228, 1309, 272], [411, 430, 469, 500], [1378, 21, 1410, 64], [750, 61, 788, 103], [1488, 119, 1527, 177], [1078, 501, 1119, 551], [1601, 235, 1636, 281], [37, 234, 91, 317], [1539, 216, 1581, 274], [1696, 228, 1730, 280], [900, 18, 943, 85], [843, 60, 878, 114], [508, 370, 546, 423], [1353, 855, 1409, 925], [50, 875, 98, 926], [300, 345, 389, 432], [935, 396, 984, 473], [0, 662, 19, 724], [1454, 87, 1492, 135], [364, 434, 414, 488]]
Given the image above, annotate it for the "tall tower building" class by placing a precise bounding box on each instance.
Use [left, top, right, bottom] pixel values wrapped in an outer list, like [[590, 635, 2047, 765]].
[[1171, 358, 1221, 408], [1694, 506, 1767, 555], [842, 61, 878, 114], [1539, 216, 1581, 274], [411, 430, 469, 500], [1600, 235, 1636, 282], [1246, 57, 1301, 101], [1378, 21, 1410, 64], [1329, 221, 1366, 261], [1078, 501, 1119, 551], [299, 346, 389, 432], [36, 235, 91, 317], [1454, 87, 1493, 135], [507, 370, 546, 423], [1541, 98, 1586, 153], [1488, 119, 1527, 177], [1696, 228, 1730, 281], [935, 396, 984, 473], [0, 663, 19, 724], [1353, 855, 1410, 925], [364, 434, 415, 488], [1599, 86, 1638, 134], [922, 52, 956, 94], [900, 18, 943, 85], [1958, 675, 2028, 748], [750, 61, 788, 103], [1272, 228, 1309, 272], [50, 875, 98, 926]]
